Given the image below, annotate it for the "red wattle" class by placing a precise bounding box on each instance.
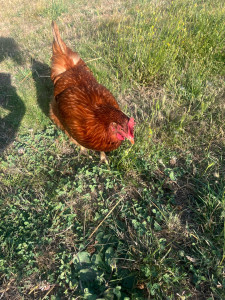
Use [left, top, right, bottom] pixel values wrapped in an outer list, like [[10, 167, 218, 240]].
[[117, 133, 125, 141]]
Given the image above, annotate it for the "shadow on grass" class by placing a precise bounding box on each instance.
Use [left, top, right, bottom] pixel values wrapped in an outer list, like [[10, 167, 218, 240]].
[[0, 38, 25, 152], [0, 74, 26, 152], [31, 59, 53, 117], [0, 37, 24, 64]]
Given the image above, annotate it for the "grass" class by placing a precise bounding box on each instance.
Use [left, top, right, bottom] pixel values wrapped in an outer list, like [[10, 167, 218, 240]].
[[0, 0, 225, 298]]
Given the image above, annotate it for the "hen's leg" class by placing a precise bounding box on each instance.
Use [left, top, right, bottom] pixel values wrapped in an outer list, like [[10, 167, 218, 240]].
[[80, 146, 88, 155], [100, 152, 109, 164], [79, 146, 93, 159]]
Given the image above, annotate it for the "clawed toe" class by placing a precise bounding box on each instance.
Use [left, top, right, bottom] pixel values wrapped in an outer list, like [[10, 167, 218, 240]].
[[79, 147, 93, 159], [100, 152, 109, 165]]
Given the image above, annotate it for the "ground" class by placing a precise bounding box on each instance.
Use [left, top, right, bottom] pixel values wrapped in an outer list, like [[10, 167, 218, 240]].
[[0, 0, 225, 299]]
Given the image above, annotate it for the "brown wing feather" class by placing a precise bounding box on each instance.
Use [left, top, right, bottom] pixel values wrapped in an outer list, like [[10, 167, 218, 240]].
[[54, 64, 120, 109], [54, 84, 122, 152]]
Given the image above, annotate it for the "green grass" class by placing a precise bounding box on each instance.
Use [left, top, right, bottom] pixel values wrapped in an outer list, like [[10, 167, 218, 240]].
[[0, 0, 225, 298]]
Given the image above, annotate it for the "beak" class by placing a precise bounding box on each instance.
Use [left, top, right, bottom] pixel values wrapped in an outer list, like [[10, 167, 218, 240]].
[[128, 136, 134, 144]]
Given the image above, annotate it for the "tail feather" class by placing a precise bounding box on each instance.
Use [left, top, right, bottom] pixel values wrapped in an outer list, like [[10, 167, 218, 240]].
[[51, 21, 80, 82], [52, 21, 68, 55]]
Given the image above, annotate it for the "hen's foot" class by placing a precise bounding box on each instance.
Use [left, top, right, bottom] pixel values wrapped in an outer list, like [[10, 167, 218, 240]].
[[100, 151, 109, 165], [79, 146, 93, 159]]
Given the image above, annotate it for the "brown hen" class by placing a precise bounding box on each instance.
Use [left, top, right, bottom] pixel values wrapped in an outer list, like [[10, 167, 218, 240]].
[[50, 21, 135, 163]]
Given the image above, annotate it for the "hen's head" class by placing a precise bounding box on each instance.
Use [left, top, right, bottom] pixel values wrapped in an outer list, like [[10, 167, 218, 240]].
[[110, 117, 135, 144]]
